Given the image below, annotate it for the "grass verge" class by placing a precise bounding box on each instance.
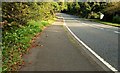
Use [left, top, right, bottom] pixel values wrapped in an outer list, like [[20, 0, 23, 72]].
[[85, 19, 120, 27], [2, 19, 55, 72]]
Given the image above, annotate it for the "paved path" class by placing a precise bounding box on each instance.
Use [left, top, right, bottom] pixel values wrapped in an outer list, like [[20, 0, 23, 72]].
[[20, 19, 104, 71]]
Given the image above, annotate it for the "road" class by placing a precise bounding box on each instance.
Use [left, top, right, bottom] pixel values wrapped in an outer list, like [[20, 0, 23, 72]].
[[20, 19, 105, 71], [60, 13, 119, 70]]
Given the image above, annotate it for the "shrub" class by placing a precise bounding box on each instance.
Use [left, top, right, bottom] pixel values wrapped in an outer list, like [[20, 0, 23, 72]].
[[89, 12, 100, 19], [112, 15, 120, 23]]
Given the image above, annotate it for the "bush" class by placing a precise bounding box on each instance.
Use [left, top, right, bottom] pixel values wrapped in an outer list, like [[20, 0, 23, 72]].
[[2, 2, 56, 72], [88, 12, 100, 19], [112, 15, 120, 23], [41, 21, 49, 26]]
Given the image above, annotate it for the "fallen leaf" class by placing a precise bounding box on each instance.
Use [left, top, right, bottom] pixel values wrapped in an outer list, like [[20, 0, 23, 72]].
[[46, 35, 48, 37], [40, 44, 43, 47], [28, 61, 32, 64]]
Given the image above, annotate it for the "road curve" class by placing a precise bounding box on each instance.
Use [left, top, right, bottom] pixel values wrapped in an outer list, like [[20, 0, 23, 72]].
[[20, 19, 105, 71], [60, 13, 119, 70]]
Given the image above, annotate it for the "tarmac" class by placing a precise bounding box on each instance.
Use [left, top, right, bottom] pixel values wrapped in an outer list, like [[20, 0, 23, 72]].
[[20, 19, 110, 72]]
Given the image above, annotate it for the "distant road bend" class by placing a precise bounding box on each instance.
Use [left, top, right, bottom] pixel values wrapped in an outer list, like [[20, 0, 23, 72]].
[[60, 13, 119, 71]]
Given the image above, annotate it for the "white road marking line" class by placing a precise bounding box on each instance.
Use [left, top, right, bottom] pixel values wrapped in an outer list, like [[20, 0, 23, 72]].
[[78, 20, 119, 33], [100, 28, 104, 29], [82, 23, 86, 24], [114, 31, 120, 34], [62, 17, 118, 72], [82, 23, 105, 30]]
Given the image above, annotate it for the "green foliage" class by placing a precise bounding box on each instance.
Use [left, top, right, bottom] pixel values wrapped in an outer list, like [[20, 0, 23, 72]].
[[63, 2, 120, 23], [113, 15, 120, 23], [2, 2, 56, 26], [2, 20, 50, 71], [52, 2, 61, 12], [102, 2, 120, 22], [2, 2, 29, 25], [103, 2, 120, 15], [41, 21, 49, 26], [88, 12, 100, 19], [2, 2, 58, 71], [80, 2, 91, 18]]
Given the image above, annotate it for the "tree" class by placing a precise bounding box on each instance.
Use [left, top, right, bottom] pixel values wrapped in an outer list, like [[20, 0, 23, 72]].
[[2, 2, 58, 28]]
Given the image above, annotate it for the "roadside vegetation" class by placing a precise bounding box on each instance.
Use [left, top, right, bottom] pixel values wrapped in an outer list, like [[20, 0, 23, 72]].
[[61, 2, 120, 25], [2, 2, 58, 71], [85, 19, 120, 27], [2, 20, 52, 71], [1, 1, 120, 72]]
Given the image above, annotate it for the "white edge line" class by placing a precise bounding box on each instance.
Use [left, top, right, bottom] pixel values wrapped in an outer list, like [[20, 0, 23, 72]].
[[61, 17, 118, 72]]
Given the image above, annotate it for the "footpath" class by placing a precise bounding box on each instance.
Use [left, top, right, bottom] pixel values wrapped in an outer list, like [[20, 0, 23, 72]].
[[20, 18, 107, 71]]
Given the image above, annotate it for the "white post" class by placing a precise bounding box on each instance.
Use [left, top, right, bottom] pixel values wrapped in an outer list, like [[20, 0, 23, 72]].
[[100, 13, 104, 20]]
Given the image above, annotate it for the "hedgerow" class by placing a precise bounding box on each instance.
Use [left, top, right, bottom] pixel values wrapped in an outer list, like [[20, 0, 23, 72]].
[[2, 2, 57, 71]]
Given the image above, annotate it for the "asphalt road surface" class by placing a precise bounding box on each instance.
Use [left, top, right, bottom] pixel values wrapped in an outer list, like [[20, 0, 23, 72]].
[[20, 20, 105, 71], [60, 13, 119, 70]]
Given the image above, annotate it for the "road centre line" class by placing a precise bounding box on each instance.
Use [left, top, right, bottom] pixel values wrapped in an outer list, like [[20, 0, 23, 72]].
[[81, 23, 104, 30], [100, 28, 104, 29], [114, 31, 120, 34], [82, 22, 120, 34], [62, 17, 118, 72]]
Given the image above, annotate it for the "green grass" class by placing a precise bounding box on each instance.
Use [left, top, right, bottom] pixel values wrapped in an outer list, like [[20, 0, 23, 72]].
[[2, 19, 55, 71], [0, 50, 1, 73], [85, 19, 120, 27], [0, 67, 2, 73]]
